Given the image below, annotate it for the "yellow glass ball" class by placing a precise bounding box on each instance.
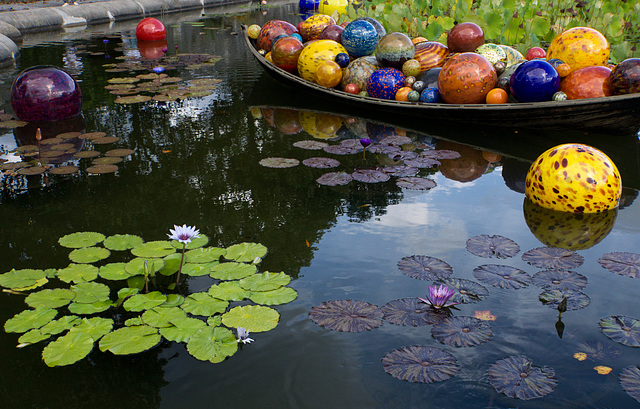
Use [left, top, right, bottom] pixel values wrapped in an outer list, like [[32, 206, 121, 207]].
[[547, 27, 610, 73], [525, 143, 622, 213], [318, 0, 349, 17], [247, 24, 261, 40], [297, 39, 348, 82], [315, 60, 343, 88]]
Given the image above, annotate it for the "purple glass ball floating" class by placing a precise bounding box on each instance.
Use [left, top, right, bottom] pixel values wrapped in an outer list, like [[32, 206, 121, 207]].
[[509, 59, 560, 102], [11, 66, 83, 122]]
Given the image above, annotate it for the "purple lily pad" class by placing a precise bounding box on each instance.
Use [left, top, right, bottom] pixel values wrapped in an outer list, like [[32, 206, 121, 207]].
[[599, 315, 640, 347], [422, 149, 461, 160], [309, 299, 383, 332], [351, 169, 390, 183], [598, 252, 640, 278], [539, 289, 590, 310], [437, 277, 489, 304], [531, 269, 587, 291], [382, 345, 459, 383], [521, 247, 584, 270], [396, 177, 437, 190], [381, 298, 451, 326], [293, 140, 329, 150], [575, 340, 621, 361], [387, 151, 417, 161], [258, 157, 300, 168], [466, 235, 520, 259], [368, 145, 400, 155], [620, 366, 640, 403], [398, 255, 453, 281], [431, 316, 493, 347], [302, 157, 340, 169], [383, 165, 419, 177], [473, 265, 532, 289], [403, 157, 441, 168], [316, 171, 352, 186], [379, 135, 412, 145], [324, 144, 359, 155], [488, 356, 557, 400]]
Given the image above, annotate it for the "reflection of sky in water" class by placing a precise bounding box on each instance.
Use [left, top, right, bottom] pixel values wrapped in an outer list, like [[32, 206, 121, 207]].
[[0, 132, 19, 162]]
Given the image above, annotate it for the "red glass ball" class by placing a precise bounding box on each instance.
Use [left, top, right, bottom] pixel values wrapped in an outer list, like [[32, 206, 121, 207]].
[[446, 22, 484, 53], [135, 18, 166, 42], [344, 83, 360, 94], [438, 52, 497, 104], [271, 37, 304, 72], [560, 65, 612, 99], [526, 46, 546, 60]]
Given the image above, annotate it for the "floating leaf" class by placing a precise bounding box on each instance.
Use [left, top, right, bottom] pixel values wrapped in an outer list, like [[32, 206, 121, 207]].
[[398, 255, 453, 280], [159, 317, 207, 342], [68, 247, 111, 264], [437, 277, 489, 304], [293, 140, 329, 150], [249, 287, 297, 305], [381, 297, 450, 326], [488, 356, 557, 400], [575, 340, 621, 361], [0, 269, 47, 290], [59, 232, 105, 248], [309, 300, 382, 332], [185, 247, 225, 263], [620, 366, 640, 403], [382, 345, 459, 383], [70, 317, 114, 340], [182, 262, 219, 276], [56, 264, 99, 284], [531, 269, 588, 291], [18, 166, 45, 176], [114, 95, 152, 104], [87, 164, 119, 174], [473, 265, 532, 289], [49, 165, 79, 175], [316, 171, 352, 186], [302, 157, 340, 168], [123, 292, 168, 312], [158, 253, 181, 276], [225, 242, 266, 263], [222, 305, 279, 332], [99, 325, 161, 355], [187, 326, 238, 363], [598, 252, 640, 278], [25, 289, 75, 308], [70, 282, 110, 304], [103, 234, 144, 251], [403, 157, 440, 168], [574, 352, 587, 361], [39, 315, 81, 336], [209, 262, 256, 280], [239, 271, 290, 292], [208, 281, 250, 301], [474, 310, 497, 321], [124, 257, 165, 276], [384, 165, 419, 177], [396, 177, 437, 190], [141, 306, 187, 328], [180, 293, 228, 316], [161, 294, 184, 308], [259, 157, 299, 168], [431, 316, 493, 347], [352, 169, 390, 183], [99, 262, 132, 280], [521, 247, 584, 269], [599, 316, 640, 347], [466, 235, 520, 259], [539, 289, 590, 311], [42, 331, 94, 367], [131, 240, 176, 258], [5, 307, 57, 333], [594, 365, 612, 375], [68, 300, 113, 315], [105, 148, 135, 157], [18, 329, 51, 346]]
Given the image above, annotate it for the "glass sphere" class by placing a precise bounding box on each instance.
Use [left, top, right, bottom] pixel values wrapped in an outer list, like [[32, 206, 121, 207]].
[[135, 18, 166, 42]]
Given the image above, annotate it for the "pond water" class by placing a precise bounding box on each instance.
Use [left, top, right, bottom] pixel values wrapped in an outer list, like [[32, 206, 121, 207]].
[[1, 3, 640, 408]]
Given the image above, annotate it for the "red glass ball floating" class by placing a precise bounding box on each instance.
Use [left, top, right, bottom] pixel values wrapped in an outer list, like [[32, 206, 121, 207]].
[[11, 66, 82, 122], [135, 18, 166, 42]]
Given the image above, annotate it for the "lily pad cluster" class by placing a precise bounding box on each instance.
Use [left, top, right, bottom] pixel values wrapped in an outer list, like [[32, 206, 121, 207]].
[[1, 231, 296, 367]]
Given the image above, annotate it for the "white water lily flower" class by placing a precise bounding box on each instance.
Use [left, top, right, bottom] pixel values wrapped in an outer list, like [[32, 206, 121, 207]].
[[168, 224, 200, 244], [237, 327, 254, 344]]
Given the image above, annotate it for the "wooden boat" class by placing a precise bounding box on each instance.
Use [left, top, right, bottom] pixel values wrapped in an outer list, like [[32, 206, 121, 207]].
[[242, 25, 640, 134]]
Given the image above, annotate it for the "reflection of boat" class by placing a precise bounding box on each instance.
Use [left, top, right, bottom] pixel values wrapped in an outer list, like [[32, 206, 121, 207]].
[[242, 25, 640, 134]]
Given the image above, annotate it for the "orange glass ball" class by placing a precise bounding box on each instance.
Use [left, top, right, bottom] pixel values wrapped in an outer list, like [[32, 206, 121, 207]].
[[395, 86, 412, 101], [438, 52, 497, 104], [315, 60, 343, 88], [560, 65, 612, 99], [414, 41, 449, 72], [486, 87, 508, 104], [547, 27, 610, 73]]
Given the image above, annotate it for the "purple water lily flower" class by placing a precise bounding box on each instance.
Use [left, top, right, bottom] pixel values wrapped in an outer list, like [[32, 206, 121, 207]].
[[237, 327, 254, 344], [359, 137, 372, 148], [152, 66, 165, 74], [418, 284, 459, 309], [168, 224, 200, 244]]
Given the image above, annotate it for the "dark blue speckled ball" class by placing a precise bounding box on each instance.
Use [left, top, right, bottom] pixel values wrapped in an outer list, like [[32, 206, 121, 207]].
[[366, 67, 405, 100], [419, 87, 441, 103], [342, 20, 379, 58], [334, 53, 350, 68]]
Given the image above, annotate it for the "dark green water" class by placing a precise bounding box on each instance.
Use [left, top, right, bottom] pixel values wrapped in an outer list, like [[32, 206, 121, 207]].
[[0, 3, 640, 408]]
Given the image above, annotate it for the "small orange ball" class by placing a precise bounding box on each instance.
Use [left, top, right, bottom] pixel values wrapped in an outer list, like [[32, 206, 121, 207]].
[[412, 36, 428, 45], [315, 60, 343, 88], [486, 88, 508, 104], [395, 86, 413, 101], [556, 63, 571, 77]]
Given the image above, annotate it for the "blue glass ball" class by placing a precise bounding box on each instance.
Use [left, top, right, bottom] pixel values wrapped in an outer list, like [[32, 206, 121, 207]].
[[366, 67, 405, 100], [354, 17, 386, 40], [419, 87, 441, 103], [299, 0, 319, 11], [334, 52, 350, 68], [290, 33, 303, 42], [341, 20, 379, 58], [509, 59, 560, 102]]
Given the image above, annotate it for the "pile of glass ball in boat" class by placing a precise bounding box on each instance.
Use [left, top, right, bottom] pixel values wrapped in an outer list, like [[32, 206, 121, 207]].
[[248, 14, 640, 104]]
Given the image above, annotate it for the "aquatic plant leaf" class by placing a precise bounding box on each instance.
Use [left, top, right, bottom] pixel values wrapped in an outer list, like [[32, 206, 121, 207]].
[[293, 140, 329, 150], [5, 307, 57, 333], [225, 242, 266, 263], [598, 252, 640, 278], [396, 177, 437, 190], [180, 293, 228, 316], [42, 331, 94, 367], [0, 269, 47, 290], [259, 157, 300, 168], [316, 171, 353, 186], [114, 95, 152, 104], [40, 315, 81, 336], [249, 287, 297, 305], [131, 240, 176, 258], [382, 345, 459, 383], [68, 300, 113, 315], [171, 234, 209, 250], [187, 326, 238, 363], [423, 149, 461, 160], [431, 316, 493, 347], [466, 235, 520, 259], [159, 317, 207, 342], [161, 294, 184, 308], [25, 289, 75, 308], [324, 145, 359, 155], [207, 315, 222, 327], [56, 263, 99, 284], [125, 318, 144, 326], [209, 262, 256, 280], [488, 356, 557, 400], [141, 306, 187, 328], [384, 165, 419, 177], [68, 247, 111, 264], [532, 269, 588, 291], [437, 277, 489, 304], [123, 292, 168, 312], [381, 297, 450, 326], [124, 257, 165, 276], [185, 247, 225, 263], [539, 289, 590, 311], [302, 157, 340, 168], [474, 310, 497, 321], [309, 300, 383, 332], [104, 148, 135, 157], [620, 366, 640, 403], [158, 253, 182, 276], [352, 169, 390, 183], [208, 281, 250, 301], [473, 265, 532, 289], [99, 262, 133, 280], [49, 165, 79, 175], [599, 316, 640, 347], [74, 150, 101, 159], [403, 157, 440, 168], [575, 340, 621, 361], [398, 255, 453, 281], [521, 247, 584, 269], [70, 282, 110, 304], [222, 305, 280, 332], [18, 329, 51, 346], [182, 261, 219, 276], [239, 271, 290, 292], [59, 232, 105, 248], [70, 317, 114, 340], [104, 234, 144, 251], [99, 325, 161, 355]]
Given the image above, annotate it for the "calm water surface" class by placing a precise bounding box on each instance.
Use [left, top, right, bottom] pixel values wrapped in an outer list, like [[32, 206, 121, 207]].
[[0, 4, 640, 408]]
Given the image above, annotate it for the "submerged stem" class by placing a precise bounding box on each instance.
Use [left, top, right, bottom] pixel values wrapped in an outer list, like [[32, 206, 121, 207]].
[[176, 243, 186, 284]]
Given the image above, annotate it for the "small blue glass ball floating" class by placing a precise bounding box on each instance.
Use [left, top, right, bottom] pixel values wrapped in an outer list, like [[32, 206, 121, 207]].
[[509, 59, 560, 102], [341, 20, 379, 58], [420, 87, 441, 103], [299, 0, 319, 11], [366, 67, 405, 100], [11, 65, 83, 122]]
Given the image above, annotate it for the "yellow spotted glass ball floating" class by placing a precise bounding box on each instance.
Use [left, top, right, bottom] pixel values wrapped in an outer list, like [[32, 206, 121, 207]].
[[525, 144, 622, 214]]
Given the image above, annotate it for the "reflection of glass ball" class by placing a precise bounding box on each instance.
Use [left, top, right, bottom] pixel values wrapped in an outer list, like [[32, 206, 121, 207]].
[[14, 115, 86, 163], [11, 66, 82, 122]]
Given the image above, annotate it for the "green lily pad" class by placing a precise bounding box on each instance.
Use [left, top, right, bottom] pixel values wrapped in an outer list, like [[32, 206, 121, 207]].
[[208, 281, 250, 301], [58, 232, 106, 248], [125, 258, 165, 276], [127, 276, 146, 290], [161, 294, 185, 307], [5, 307, 58, 333], [69, 247, 111, 264], [158, 253, 182, 276], [70, 282, 111, 304], [209, 262, 256, 280], [25, 289, 75, 308], [207, 315, 222, 327], [69, 317, 114, 340], [182, 261, 219, 276], [185, 247, 226, 263], [221, 305, 279, 332], [68, 300, 113, 315], [131, 241, 176, 258], [171, 234, 210, 250], [225, 242, 267, 263], [249, 287, 297, 305], [56, 263, 99, 284], [117, 287, 140, 300], [104, 234, 144, 251], [123, 292, 168, 312], [186, 326, 238, 363], [42, 331, 95, 367], [125, 318, 144, 326], [141, 306, 187, 328], [18, 329, 51, 346], [180, 293, 228, 316], [0, 269, 48, 290], [99, 325, 161, 355], [239, 271, 290, 292], [159, 317, 207, 342], [99, 262, 133, 280], [40, 315, 81, 336]]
